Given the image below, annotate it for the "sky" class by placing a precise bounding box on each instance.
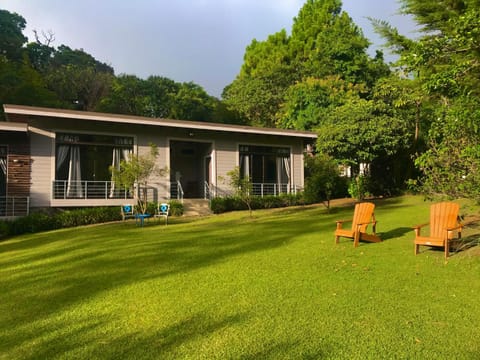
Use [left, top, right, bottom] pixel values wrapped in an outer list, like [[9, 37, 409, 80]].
[[2, 0, 417, 98]]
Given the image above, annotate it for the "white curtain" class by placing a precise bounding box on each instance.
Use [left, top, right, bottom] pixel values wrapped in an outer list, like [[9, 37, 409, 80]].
[[240, 154, 250, 179], [276, 156, 291, 193], [109, 147, 122, 198], [110, 147, 132, 197], [67, 145, 83, 198], [56, 145, 70, 172], [283, 157, 291, 185], [123, 148, 132, 161]]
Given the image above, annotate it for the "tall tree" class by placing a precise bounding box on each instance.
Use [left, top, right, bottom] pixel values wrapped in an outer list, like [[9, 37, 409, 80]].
[[170, 82, 216, 121], [46, 64, 113, 111], [222, 30, 293, 127], [223, 0, 389, 128], [289, 0, 376, 84], [98, 75, 219, 122], [51, 45, 114, 74], [0, 59, 60, 118], [44, 45, 114, 110], [276, 75, 367, 130], [315, 96, 410, 173], [373, 0, 480, 201], [0, 10, 60, 118], [96, 74, 146, 115], [0, 9, 27, 61]]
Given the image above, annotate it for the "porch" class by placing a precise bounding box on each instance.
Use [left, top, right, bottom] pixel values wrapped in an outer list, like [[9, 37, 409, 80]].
[[52, 180, 298, 202]]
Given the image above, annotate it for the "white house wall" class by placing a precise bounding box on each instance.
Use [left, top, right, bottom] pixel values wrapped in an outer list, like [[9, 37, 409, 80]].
[[214, 138, 237, 195], [29, 127, 55, 207], [291, 143, 304, 189]]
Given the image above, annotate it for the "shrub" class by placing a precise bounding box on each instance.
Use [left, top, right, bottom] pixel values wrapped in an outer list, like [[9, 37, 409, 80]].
[[210, 193, 305, 214], [0, 206, 122, 239], [347, 175, 372, 201], [304, 154, 347, 205], [145, 201, 183, 216], [168, 200, 184, 216]]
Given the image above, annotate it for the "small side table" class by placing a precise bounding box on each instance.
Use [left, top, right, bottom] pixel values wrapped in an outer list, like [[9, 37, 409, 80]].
[[135, 213, 151, 227]]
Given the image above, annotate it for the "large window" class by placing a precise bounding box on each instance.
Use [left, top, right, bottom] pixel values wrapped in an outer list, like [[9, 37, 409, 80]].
[[239, 145, 291, 194], [55, 133, 133, 198]]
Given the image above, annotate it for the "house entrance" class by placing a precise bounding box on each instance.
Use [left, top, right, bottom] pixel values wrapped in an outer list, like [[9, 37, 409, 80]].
[[170, 140, 212, 199]]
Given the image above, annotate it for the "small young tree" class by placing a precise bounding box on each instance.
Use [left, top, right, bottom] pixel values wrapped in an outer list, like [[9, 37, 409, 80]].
[[304, 154, 344, 210], [227, 166, 253, 216], [110, 143, 167, 214]]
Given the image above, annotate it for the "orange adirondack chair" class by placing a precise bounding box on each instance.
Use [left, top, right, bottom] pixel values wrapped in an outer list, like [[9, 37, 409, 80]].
[[334, 202, 381, 247], [413, 202, 463, 259]]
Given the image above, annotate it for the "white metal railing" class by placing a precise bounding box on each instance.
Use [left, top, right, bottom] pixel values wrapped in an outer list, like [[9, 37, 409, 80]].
[[207, 183, 299, 199], [250, 183, 298, 197], [204, 181, 213, 200], [170, 181, 184, 202], [52, 180, 133, 200], [0, 196, 30, 217]]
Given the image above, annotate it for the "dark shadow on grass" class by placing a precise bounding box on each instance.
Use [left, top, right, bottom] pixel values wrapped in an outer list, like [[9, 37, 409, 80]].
[[95, 312, 249, 358], [451, 234, 480, 256], [378, 227, 412, 241], [240, 340, 336, 360]]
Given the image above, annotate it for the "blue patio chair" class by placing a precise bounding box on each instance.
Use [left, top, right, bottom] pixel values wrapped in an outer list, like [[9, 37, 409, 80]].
[[121, 204, 135, 221], [154, 203, 170, 225]]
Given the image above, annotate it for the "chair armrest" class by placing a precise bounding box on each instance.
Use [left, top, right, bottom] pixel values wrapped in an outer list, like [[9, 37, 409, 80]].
[[446, 224, 463, 231], [355, 220, 378, 233], [335, 219, 351, 230], [356, 220, 376, 226], [413, 222, 429, 237], [336, 219, 352, 224]]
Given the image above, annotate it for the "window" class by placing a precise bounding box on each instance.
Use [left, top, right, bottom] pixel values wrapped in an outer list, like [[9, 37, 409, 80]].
[[239, 145, 291, 194], [55, 133, 133, 198]]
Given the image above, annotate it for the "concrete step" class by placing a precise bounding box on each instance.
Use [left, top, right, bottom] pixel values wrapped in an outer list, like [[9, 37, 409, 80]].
[[182, 199, 212, 217]]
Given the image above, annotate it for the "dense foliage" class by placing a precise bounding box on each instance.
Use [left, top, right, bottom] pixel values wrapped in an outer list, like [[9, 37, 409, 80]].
[[223, 0, 390, 130], [303, 154, 347, 207], [373, 0, 480, 201], [223, 0, 407, 194], [0, 9, 237, 123]]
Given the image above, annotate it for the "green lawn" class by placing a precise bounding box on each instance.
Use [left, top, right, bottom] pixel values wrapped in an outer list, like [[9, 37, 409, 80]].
[[1, 196, 479, 359]]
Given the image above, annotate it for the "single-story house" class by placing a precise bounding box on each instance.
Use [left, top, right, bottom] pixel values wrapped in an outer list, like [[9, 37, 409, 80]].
[[0, 104, 317, 216]]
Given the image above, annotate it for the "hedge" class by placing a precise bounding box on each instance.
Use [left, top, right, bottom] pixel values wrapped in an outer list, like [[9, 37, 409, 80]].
[[0, 200, 184, 239], [210, 193, 306, 214]]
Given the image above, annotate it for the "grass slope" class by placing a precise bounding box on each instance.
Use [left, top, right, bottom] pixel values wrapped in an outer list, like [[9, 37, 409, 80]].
[[0, 196, 479, 359]]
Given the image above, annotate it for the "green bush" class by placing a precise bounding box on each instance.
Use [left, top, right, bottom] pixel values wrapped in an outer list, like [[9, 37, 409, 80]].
[[347, 175, 372, 201], [304, 154, 347, 203], [0, 206, 122, 239], [168, 200, 184, 216], [145, 201, 184, 216], [210, 193, 305, 214]]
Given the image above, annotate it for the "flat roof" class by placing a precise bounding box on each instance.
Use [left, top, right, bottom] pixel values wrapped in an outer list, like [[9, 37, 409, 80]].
[[3, 104, 317, 139]]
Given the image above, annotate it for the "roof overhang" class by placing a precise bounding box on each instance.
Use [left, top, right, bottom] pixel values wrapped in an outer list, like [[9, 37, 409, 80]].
[[3, 104, 317, 140], [0, 121, 28, 132]]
